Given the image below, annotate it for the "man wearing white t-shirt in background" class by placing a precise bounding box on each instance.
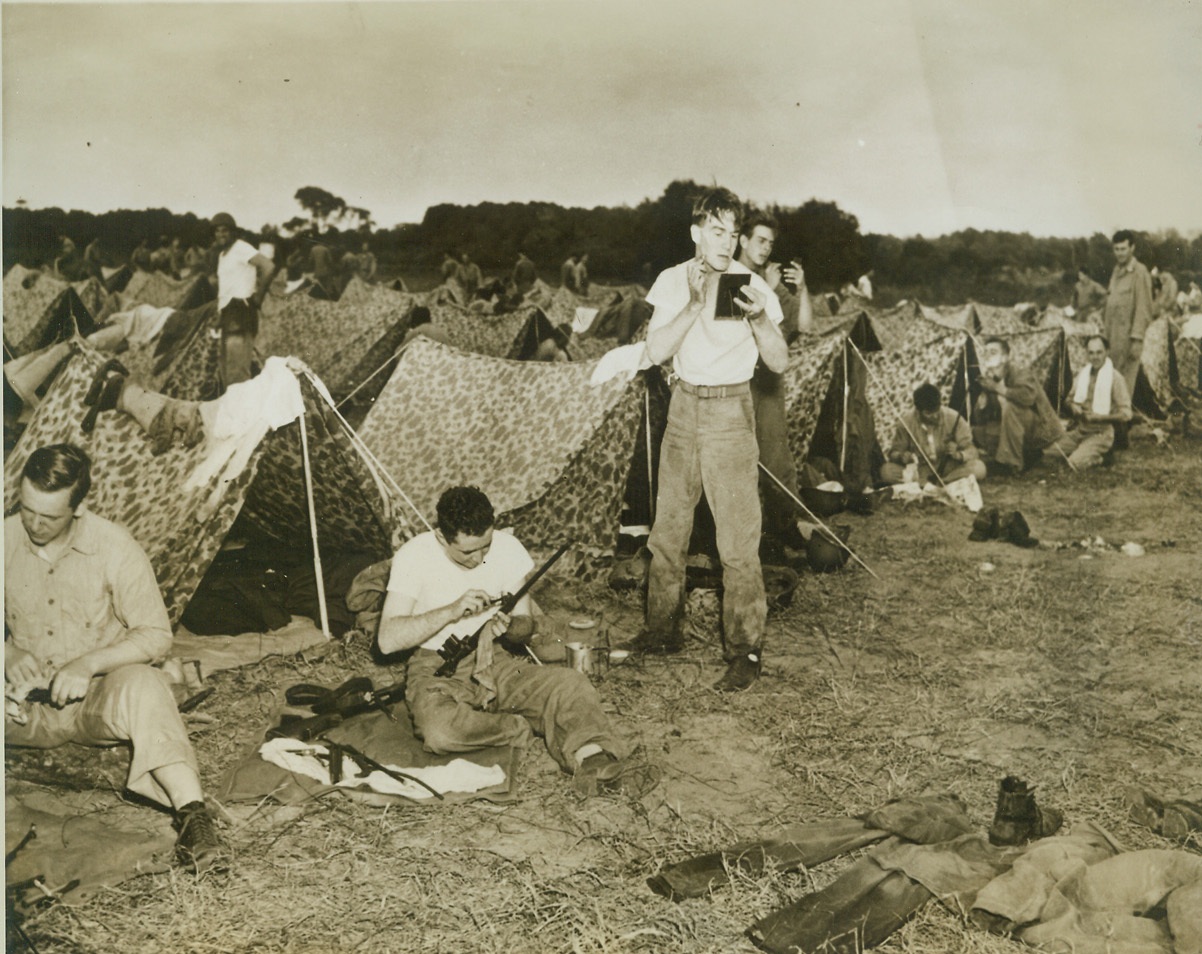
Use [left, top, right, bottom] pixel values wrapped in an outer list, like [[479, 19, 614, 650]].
[[377, 486, 658, 797], [211, 212, 274, 388], [625, 187, 788, 693]]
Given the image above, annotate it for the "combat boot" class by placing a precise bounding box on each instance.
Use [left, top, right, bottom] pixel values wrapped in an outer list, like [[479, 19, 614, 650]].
[[988, 776, 1062, 846]]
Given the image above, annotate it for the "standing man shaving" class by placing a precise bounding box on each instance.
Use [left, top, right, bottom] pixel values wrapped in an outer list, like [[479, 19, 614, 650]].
[[736, 209, 814, 550], [211, 212, 274, 388], [1103, 229, 1154, 390], [627, 187, 788, 692]]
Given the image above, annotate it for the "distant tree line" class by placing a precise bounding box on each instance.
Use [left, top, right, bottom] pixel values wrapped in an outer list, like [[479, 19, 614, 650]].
[[866, 228, 1202, 307], [5, 180, 1199, 305]]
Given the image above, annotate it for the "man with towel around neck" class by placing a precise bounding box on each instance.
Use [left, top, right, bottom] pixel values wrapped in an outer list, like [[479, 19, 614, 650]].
[[1044, 334, 1132, 471]]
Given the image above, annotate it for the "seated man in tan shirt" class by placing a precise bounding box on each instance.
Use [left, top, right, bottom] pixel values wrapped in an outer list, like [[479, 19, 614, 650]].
[[5, 443, 228, 874]]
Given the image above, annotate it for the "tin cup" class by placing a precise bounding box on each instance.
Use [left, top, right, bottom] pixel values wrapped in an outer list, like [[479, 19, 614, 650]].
[[564, 641, 594, 675]]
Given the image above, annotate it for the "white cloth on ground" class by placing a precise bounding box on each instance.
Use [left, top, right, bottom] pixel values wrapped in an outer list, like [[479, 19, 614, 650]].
[[259, 737, 505, 800]]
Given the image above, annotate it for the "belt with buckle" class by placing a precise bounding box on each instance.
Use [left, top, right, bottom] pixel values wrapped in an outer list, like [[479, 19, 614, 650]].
[[673, 379, 750, 399]]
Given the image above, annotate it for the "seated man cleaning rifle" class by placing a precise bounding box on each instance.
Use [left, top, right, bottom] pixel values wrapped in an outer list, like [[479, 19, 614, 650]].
[[376, 485, 658, 796]]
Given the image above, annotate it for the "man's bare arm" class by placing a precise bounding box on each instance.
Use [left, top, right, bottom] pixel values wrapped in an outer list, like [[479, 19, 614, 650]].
[[378, 589, 495, 655], [250, 253, 276, 305], [646, 259, 710, 365], [738, 285, 789, 372]]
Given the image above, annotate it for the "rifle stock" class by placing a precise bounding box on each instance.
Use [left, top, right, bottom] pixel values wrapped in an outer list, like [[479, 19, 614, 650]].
[[434, 541, 570, 677]]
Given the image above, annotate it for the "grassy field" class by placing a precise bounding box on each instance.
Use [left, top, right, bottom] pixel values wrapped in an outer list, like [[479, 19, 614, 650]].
[[9, 426, 1201, 954]]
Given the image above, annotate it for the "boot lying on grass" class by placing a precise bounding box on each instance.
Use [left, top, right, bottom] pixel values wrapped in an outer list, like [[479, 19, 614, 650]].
[[1125, 786, 1202, 843]]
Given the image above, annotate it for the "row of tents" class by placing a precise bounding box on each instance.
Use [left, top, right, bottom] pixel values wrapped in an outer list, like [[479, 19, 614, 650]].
[[4, 264, 1196, 636]]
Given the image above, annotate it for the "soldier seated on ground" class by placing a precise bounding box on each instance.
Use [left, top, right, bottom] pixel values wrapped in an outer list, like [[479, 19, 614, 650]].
[[1043, 334, 1132, 471], [880, 383, 987, 485], [5, 444, 228, 873], [376, 486, 658, 797], [971, 337, 1064, 477]]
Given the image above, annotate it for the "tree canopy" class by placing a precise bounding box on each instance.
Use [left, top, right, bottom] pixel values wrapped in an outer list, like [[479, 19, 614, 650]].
[[5, 181, 1199, 303]]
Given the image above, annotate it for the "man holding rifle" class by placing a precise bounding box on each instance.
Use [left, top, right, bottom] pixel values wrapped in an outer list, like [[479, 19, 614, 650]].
[[377, 486, 657, 797]]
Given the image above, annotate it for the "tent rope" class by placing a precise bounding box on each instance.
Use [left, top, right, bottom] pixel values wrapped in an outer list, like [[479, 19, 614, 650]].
[[306, 370, 434, 532], [849, 340, 949, 490], [757, 463, 879, 580], [297, 405, 332, 639], [335, 347, 404, 410]]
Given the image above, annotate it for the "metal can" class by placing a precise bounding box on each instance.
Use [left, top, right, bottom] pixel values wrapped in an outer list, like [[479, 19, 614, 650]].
[[564, 641, 594, 675]]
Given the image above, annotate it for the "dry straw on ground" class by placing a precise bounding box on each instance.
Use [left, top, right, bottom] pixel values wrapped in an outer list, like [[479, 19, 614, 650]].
[[10, 430, 1201, 954]]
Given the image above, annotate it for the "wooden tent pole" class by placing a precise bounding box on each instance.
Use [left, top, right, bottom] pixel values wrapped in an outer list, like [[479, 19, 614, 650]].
[[298, 406, 332, 639], [644, 384, 655, 525], [839, 344, 849, 473], [963, 339, 973, 425]]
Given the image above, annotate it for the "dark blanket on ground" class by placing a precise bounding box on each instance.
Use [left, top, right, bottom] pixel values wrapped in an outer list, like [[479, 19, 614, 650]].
[[181, 545, 380, 637], [6, 780, 176, 913]]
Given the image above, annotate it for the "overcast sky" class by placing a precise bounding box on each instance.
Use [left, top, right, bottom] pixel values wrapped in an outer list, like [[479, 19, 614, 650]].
[[3, 0, 1200, 238]]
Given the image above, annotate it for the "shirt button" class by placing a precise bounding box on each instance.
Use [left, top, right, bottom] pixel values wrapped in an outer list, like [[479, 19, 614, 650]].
[[48, 599, 55, 606]]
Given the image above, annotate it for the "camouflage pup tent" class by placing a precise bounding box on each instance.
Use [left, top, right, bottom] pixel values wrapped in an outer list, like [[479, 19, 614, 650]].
[[859, 330, 977, 452], [120, 270, 215, 312], [3, 266, 96, 358], [413, 301, 536, 360], [258, 284, 415, 401], [357, 337, 645, 569], [4, 346, 411, 626]]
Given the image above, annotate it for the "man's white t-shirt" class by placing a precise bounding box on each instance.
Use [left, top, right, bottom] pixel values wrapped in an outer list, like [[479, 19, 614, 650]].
[[217, 238, 261, 309], [645, 259, 783, 386], [385, 529, 534, 652]]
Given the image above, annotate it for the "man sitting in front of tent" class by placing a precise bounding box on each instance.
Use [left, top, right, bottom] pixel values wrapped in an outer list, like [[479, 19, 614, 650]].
[[1043, 334, 1132, 471], [5, 443, 228, 874], [880, 383, 986, 485], [971, 337, 1064, 477], [376, 485, 657, 797]]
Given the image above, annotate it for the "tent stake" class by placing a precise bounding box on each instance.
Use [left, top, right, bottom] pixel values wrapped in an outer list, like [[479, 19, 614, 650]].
[[298, 405, 332, 639]]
